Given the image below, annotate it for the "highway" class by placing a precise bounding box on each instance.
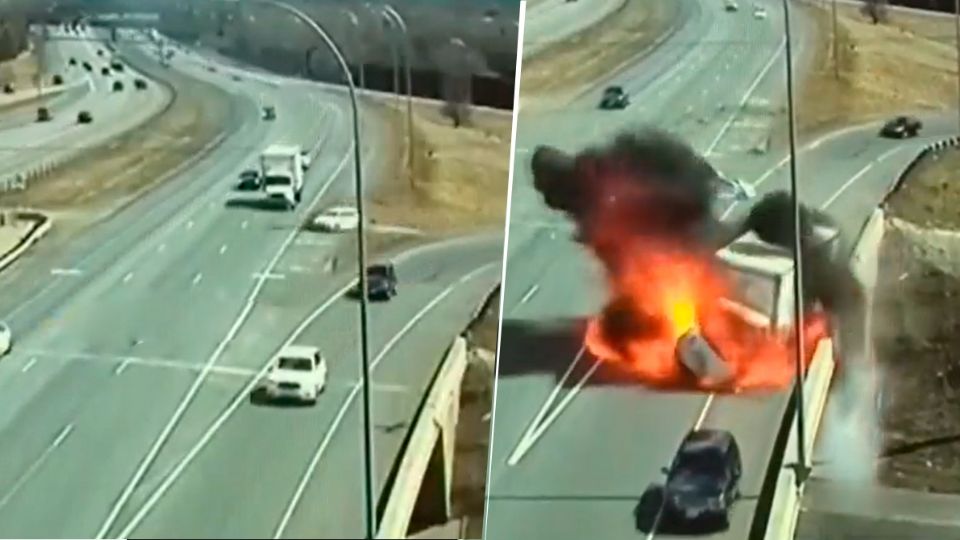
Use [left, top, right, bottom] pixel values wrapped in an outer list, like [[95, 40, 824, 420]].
[[523, 0, 628, 59], [0, 25, 502, 540], [486, 1, 953, 539]]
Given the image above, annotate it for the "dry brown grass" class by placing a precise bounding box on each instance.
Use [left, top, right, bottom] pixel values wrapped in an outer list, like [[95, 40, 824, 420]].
[[0, 74, 230, 215], [519, 0, 676, 107], [797, 3, 957, 137], [367, 101, 510, 236], [887, 148, 960, 230]]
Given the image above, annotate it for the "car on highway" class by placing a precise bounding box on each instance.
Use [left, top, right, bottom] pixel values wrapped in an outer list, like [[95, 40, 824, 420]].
[[68, 57, 77, 66], [364, 262, 399, 301], [101, 66, 111, 76], [232, 74, 242, 82], [753, 5, 768, 18], [51, 74, 63, 85], [77, 110, 93, 124], [310, 205, 360, 232], [660, 429, 742, 528], [300, 150, 312, 170], [880, 115, 923, 139], [96, 49, 104, 56], [0, 322, 11, 356], [263, 105, 276, 120], [724, 0, 739, 11], [2, 83, 13, 94], [255, 345, 328, 405], [36, 107, 51, 122], [134, 78, 147, 90], [599, 86, 630, 110], [110, 60, 124, 72], [82, 61, 93, 72], [237, 169, 262, 190], [112, 80, 124, 92]]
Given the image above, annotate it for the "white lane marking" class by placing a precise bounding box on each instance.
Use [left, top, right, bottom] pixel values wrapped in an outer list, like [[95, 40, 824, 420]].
[[241, 220, 249, 229], [272, 263, 497, 539], [122, 272, 133, 284], [192, 273, 203, 286], [507, 345, 587, 466], [518, 284, 540, 306], [50, 268, 82, 276], [219, 244, 228, 255], [114, 360, 130, 375], [253, 272, 286, 281], [21, 357, 37, 373], [96, 134, 354, 540], [186, 220, 194, 230], [705, 36, 786, 156], [0, 424, 74, 512], [693, 394, 715, 430], [822, 147, 900, 209]]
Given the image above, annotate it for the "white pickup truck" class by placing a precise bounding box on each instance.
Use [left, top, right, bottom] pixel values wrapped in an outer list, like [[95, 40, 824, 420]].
[[256, 345, 328, 405], [260, 144, 305, 210]]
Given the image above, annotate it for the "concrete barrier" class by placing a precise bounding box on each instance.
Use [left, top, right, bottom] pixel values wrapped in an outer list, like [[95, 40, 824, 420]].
[[377, 336, 469, 539], [0, 211, 52, 273]]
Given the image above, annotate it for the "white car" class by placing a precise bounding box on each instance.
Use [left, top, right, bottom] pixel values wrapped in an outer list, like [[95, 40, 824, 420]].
[[312, 205, 359, 232], [300, 151, 312, 170], [753, 6, 768, 19], [0, 322, 11, 356], [257, 345, 328, 404]]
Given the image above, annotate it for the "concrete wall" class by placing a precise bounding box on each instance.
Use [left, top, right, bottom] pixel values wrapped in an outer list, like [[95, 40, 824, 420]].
[[377, 336, 468, 539]]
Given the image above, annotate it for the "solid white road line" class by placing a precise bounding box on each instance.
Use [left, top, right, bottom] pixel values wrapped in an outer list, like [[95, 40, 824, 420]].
[[0, 424, 74, 513]]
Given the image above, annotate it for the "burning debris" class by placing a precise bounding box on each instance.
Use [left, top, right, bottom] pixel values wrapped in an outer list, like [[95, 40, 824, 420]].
[[531, 127, 855, 392]]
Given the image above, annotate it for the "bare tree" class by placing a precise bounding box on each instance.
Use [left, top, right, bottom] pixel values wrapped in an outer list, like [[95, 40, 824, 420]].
[[861, 0, 888, 24]]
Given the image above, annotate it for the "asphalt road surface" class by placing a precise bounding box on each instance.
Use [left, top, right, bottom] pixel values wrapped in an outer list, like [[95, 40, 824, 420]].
[[486, 1, 953, 539], [0, 31, 502, 539], [523, 0, 629, 58]]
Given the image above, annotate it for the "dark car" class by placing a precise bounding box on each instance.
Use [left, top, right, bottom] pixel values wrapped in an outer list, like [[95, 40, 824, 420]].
[[37, 107, 51, 122], [880, 116, 922, 138], [237, 169, 261, 190], [134, 78, 147, 90], [2, 83, 13, 94], [110, 61, 124, 72], [599, 85, 629, 110], [82, 61, 93, 72], [263, 106, 276, 121], [51, 74, 63, 85], [660, 429, 741, 529], [112, 80, 124, 92], [96, 49, 104, 57], [360, 263, 398, 301], [68, 57, 77, 66], [77, 110, 93, 124]]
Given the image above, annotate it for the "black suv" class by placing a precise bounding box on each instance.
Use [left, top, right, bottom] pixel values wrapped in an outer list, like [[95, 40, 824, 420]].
[[237, 169, 261, 191], [101, 66, 111, 76], [880, 116, 922, 139], [599, 85, 629, 110], [134, 78, 147, 90], [112, 80, 124, 92], [2, 83, 13, 94], [263, 106, 276, 121], [51, 74, 63, 85], [82, 61, 93, 72], [660, 429, 741, 529], [362, 263, 398, 301], [77, 110, 93, 124], [37, 107, 51, 122], [68, 57, 77, 66]]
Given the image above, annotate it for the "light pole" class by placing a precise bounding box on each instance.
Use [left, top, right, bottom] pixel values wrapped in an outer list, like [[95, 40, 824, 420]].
[[342, 8, 366, 90], [379, 4, 415, 182], [782, 0, 811, 489], [831, 0, 839, 80], [257, 1, 377, 537]]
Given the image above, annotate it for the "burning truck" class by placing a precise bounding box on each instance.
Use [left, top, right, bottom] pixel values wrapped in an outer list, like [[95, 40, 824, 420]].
[[530, 128, 862, 393]]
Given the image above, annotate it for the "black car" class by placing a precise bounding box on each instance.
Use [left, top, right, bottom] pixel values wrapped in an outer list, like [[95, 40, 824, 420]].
[[134, 78, 147, 90], [68, 57, 77, 66], [660, 429, 741, 528], [2, 83, 13, 94], [112, 80, 124, 92], [101, 67, 111, 76], [880, 116, 922, 138], [599, 85, 629, 110], [110, 61, 124, 72], [263, 106, 276, 121], [51, 74, 63, 85], [361, 263, 398, 301], [37, 107, 51, 122], [237, 169, 261, 190], [77, 110, 93, 124], [82, 61, 93, 72], [96, 49, 104, 57]]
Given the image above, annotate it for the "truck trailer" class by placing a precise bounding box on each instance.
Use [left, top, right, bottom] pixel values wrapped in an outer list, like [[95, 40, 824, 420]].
[[260, 144, 305, 210]]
